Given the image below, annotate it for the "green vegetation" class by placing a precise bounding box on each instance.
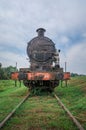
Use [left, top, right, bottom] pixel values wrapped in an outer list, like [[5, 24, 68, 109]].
[[0, 76, 86, 130], [0, 65, 17, 79], [0, 80, 27, 122], [55, 76, 86, 129]]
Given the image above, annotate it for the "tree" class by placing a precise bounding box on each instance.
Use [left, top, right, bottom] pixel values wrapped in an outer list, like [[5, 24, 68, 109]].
[[0, 63, 2, 68], [0, 65, 17, 79]]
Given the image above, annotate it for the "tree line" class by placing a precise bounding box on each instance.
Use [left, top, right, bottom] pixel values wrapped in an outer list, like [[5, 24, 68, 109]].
[[0, 63, 17, 80]]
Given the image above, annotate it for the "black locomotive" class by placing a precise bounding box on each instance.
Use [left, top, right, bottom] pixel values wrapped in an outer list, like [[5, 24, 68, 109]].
[[27, 28, 60, 71], [12, 28, 63, 92]]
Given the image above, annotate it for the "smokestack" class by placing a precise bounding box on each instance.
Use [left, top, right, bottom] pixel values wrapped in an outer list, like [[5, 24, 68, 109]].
[[36, 28, 46, 37]]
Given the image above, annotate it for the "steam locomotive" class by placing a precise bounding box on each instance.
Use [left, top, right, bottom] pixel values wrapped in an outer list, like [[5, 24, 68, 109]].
[[12, 28, 63, 92]]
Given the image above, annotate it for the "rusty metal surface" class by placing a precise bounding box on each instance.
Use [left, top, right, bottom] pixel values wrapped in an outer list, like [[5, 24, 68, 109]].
[[27, 72, 55, 81], [63, 72, 70, 80], [11, 72, 19, 80]]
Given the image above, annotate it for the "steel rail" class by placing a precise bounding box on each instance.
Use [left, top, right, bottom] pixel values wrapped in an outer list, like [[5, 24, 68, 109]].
[[0, 92, 30, 129], [54, 93, 84, 130]]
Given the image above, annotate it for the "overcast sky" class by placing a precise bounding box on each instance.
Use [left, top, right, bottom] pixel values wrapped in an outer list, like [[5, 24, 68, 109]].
[[0, 0, 86, 74]]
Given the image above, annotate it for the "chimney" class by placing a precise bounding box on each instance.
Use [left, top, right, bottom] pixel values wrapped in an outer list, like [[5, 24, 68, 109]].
[[36, 28, 46, 37]]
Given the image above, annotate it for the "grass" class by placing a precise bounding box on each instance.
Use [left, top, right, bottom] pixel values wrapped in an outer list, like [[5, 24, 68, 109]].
[[0, 76, 86, 130], [0, 80, 28, 121], [2, 96, 77, 130], [55, 76, 86, 129]]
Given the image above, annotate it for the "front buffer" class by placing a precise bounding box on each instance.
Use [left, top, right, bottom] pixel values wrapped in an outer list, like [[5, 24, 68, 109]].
[[18, 69, 63, 92]]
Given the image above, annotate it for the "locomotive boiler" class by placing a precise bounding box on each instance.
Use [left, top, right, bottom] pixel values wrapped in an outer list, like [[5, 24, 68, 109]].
[[12, 28, 63, 92]]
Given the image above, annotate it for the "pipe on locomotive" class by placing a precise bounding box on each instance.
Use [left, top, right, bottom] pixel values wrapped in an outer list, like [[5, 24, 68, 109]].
[[36, 28, 46, 37]]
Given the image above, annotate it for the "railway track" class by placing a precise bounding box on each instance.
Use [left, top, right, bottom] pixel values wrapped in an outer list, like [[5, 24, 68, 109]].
[[0, 92, 30, 129], [0, 92, 85, 130], [54, 94, 84, 130]]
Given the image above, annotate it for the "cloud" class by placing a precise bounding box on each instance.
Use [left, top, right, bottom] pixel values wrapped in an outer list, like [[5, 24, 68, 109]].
[[0, 51, 29, 69], [0, 0, 86, 74], [64, 42, 86, 74]]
